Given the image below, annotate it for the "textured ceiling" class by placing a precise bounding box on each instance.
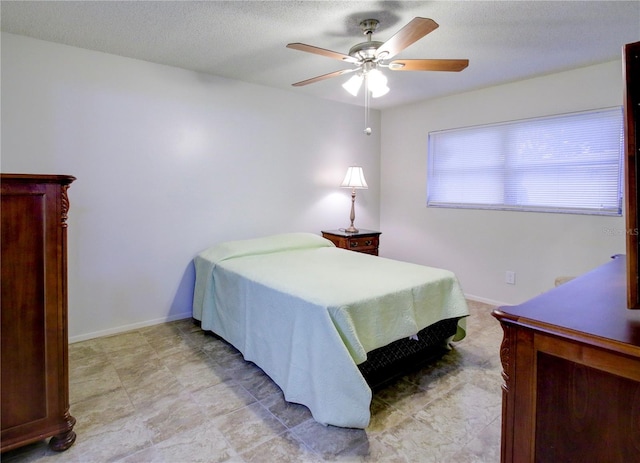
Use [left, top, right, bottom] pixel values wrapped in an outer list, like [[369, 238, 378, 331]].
[[1, 1, 639, 109]]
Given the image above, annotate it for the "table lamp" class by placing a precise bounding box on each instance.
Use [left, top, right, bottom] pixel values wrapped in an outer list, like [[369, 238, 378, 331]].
[[340, 166, 368, 233]]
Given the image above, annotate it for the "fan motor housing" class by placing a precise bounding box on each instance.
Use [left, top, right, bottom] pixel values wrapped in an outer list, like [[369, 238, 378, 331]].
[[348, 41, 383, 61]]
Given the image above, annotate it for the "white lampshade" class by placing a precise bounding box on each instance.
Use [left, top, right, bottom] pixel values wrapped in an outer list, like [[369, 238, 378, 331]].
[[340, 166, 368, 189], [368, 69, 389, 98], [342, 74, 363, 96], [371, 84, 389, 98]]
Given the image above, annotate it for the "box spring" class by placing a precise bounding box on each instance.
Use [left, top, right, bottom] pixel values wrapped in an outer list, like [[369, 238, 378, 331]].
[[358, 317, 460, 390]]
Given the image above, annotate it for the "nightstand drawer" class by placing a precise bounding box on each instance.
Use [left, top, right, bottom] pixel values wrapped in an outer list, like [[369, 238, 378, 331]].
[[321, 229, 381, 256], [346, 236, 378, 252]]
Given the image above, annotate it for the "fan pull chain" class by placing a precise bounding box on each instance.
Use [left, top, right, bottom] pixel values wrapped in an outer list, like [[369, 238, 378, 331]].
[[364, 74, 371, 135]]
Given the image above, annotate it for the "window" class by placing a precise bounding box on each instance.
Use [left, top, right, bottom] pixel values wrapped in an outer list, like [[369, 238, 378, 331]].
[[427, 107, 624, 216]]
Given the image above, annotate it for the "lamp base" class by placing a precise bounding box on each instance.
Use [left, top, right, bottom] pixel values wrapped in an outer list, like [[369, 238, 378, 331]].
[[344, 225, 359, 233]]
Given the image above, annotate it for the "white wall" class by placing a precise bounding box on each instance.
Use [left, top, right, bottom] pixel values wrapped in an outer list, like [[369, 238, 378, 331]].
[[1, 33, 381, 341], [3, 33, 627, 339], [380, 61, 627, 306]]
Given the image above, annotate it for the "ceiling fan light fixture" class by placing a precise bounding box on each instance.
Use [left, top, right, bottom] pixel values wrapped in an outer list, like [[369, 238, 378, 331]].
[[367, 68, 389, 97], [371, 84, 390, 98], [342, 74, 363, 96]]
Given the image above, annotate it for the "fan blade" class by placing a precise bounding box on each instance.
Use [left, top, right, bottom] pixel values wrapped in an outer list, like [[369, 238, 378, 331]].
[[287, 43, 359, 64], [389, 59, 469, 72], [292, 68, 357, 87], [376, 17, 439, 60]]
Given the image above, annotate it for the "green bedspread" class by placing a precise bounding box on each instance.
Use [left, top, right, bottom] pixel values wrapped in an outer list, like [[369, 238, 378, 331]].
[[193, 233, 469, 428]]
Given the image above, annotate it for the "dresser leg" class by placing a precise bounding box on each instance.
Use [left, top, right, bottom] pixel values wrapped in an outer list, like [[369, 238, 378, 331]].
[[49, 430, 76, 451], [48, 414, 77, 451]]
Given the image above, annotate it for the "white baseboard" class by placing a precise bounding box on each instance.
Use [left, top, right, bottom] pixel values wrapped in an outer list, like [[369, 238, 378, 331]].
[[69, 311, 193, 344], [464, 293, 511, 308]]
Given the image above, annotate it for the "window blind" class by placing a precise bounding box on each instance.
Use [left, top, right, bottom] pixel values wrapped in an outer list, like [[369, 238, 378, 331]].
[[427, 107, 624, 215]]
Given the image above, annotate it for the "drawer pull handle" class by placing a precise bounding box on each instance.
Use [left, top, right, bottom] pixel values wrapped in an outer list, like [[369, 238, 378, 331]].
[[350, 241, 358, 247], [365, 240, 372, 246]]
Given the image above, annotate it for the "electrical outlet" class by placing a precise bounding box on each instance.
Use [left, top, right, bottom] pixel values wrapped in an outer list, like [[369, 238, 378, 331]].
[[505, 271, 516, 285]]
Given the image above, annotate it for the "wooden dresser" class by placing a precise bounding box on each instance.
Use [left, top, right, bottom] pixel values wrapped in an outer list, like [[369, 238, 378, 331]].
[[492, 255, 640, 463], [321, 229, 381, 255], [1, 174, 76, 452]]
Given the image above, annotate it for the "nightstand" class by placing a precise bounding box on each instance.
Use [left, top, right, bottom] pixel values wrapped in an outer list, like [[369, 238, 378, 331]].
[[321, 229, 381, 256]]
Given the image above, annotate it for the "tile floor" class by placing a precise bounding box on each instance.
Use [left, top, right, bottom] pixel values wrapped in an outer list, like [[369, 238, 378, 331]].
[[3, 300, 503, 463]]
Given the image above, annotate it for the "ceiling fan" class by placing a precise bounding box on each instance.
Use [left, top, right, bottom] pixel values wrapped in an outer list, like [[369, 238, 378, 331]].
[[287, 17, 469, 134]]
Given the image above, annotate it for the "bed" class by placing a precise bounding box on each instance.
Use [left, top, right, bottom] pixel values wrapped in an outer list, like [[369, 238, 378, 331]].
[[192, 233, 469, 428]]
